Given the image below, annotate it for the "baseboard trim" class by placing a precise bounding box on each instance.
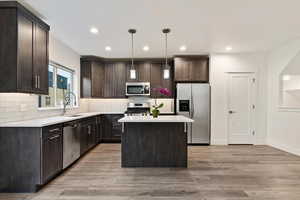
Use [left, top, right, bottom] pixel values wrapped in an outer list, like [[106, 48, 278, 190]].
[[211, 139, 227, 145], [268, 140, 300, 156]]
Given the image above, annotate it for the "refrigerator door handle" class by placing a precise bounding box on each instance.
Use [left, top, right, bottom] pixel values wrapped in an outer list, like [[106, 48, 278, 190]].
[[191, 85, 195, 119]]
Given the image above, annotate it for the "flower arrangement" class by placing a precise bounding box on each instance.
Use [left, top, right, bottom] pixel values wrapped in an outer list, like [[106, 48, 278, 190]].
[[151, 88, 171, 118]]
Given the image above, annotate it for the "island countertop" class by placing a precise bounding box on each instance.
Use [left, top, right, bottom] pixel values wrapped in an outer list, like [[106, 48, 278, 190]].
[[118, 115, 194, 123]]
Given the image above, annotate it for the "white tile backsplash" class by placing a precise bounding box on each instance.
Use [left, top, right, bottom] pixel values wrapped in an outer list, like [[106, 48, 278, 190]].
[[88, 98, 174, 114], [88, 99, 128, 113], [0, 95, 174, 124], [0, 93, 89, 123]]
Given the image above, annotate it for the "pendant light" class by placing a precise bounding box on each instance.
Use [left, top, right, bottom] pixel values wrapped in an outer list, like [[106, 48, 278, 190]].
[[162, 28, 171, 79], [129, 29, 137, 80]]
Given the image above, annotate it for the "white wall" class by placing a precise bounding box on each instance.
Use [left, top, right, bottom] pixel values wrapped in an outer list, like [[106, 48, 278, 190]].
[[267, 39, 300, 155], [210, 53, 268, 145], [0, 34, 88, 123]]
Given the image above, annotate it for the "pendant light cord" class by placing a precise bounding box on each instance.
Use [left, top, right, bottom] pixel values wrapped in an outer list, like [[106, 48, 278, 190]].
[[162, 28, 170, 69], [131, 33, 134, 68], [165, 32, 168, 68]]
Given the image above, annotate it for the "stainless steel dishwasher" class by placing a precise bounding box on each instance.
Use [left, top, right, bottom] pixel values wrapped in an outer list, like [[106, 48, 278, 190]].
[[63, 121, 80, 169]]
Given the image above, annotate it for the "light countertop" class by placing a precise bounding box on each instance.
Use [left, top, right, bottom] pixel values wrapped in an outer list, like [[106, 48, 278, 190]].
[[0, 112, 124, 128], [118, 115, 194, 123]]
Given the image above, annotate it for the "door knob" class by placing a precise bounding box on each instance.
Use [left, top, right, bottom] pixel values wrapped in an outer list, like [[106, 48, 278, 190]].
[[228, 110, 236, 114]]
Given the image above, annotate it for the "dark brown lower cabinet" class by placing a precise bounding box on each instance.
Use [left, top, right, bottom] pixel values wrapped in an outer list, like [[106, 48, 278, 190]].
[[42, 125, 63, 184], [96, 115, 102, 143], [80, 118, 97, 155], [101, 114, 124, 142], [0, 115, 101, 193]]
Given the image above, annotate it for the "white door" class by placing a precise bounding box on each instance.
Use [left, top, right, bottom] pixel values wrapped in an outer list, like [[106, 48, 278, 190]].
[[228, 73, 255, 144]]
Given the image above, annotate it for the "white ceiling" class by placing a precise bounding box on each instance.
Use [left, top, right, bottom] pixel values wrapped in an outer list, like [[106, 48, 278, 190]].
[[21, 0, 300, 57]]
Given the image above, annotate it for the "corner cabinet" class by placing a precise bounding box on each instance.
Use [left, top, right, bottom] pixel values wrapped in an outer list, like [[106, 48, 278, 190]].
[[0, 1, 50, 94], [101, 114, 124, 142], [174, 56, 209, 82], [80, 60, 105, 98]]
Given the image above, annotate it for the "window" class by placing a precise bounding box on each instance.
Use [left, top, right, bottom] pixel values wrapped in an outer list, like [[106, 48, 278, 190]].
[[39, 62, 76, 108], [279, 51, 300, 109]]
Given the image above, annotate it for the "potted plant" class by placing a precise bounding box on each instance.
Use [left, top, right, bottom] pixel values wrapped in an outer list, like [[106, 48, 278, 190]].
[[151, 88, 171, 118]]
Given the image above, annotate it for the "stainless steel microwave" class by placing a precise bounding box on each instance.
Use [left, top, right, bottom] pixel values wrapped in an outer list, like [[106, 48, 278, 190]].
[[126, 82, 150, 96]]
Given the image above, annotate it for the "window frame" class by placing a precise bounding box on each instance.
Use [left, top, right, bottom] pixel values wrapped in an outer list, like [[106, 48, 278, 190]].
[[38, 61, 76, 110]]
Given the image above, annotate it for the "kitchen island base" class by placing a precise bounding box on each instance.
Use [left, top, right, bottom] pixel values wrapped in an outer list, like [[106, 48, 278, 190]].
[[121, 122, 187, 168]]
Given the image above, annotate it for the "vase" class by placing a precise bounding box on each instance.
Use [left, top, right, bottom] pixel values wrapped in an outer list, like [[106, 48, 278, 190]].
[[152, 109, 160, 118]]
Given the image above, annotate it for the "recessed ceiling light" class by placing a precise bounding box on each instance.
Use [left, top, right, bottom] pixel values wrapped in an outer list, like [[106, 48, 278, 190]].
[[105, 46, 112, 51], [180, 45, 187, 52], [90, 27, 99, 34], [226, 46, 232, 51], [143, 45, 149, 51]]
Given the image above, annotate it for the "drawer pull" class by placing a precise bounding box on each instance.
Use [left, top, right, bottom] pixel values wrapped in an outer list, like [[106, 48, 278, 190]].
[[49, 128, 60, 133], [48, 134, 60, 141], [87, 126, 91, 135], [71, 124, 78, 128]]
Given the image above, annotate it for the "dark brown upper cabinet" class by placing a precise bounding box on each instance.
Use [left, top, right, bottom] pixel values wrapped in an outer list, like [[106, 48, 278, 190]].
[[0, 1, 50, 94], [150, 62, 174, 98], [104, 62, 127, 98], [80, 57, 175, 99], [80, 60, 105, 98], [80, 58, 126, 98], [174, 56, 209, 82], [126, 62, 151, 82]]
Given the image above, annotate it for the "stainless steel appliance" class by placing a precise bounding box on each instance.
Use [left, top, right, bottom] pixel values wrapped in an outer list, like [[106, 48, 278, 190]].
[[125, 102, 150, 116], [63, 121, 81, 169], [126, 82, 150, 96], [176, 83, 210, 144]]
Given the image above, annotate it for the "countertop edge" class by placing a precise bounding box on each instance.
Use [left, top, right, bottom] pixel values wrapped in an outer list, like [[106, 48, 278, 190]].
[[118, 116, 194, 123], [0, 112, 125, 128]]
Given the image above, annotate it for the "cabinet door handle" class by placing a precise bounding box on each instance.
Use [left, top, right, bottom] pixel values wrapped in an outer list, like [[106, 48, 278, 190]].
[[121, 123, 124, 133], [38, 75, 40, 89], [48, 134, 60, 141], [35, 75, 38, 88], [71, 124, 78, 128], [49, 128, 60, 133]]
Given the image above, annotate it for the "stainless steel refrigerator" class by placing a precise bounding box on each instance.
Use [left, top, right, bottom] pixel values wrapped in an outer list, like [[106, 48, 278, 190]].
[[176, 83, 210, 144]]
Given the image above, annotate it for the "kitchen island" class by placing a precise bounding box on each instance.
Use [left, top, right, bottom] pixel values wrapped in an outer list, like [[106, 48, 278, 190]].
[[118, 115, 193, 168]]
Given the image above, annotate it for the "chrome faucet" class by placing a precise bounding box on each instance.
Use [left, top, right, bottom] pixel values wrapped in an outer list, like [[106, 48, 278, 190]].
[[62, 90, 77, 116]]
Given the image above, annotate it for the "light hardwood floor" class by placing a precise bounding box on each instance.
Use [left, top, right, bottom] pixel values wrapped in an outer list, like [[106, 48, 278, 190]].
[[1, 144, 300, 200]]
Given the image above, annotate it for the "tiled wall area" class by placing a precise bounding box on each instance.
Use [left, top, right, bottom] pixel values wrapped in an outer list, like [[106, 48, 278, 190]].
[[0, 93, 89, 123], [88, 98, 174, 114], [0, 95, 174, 124]]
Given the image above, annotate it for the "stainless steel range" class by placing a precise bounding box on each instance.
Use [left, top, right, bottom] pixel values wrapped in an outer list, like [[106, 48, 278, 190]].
[[125, 102, 150, 116]]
